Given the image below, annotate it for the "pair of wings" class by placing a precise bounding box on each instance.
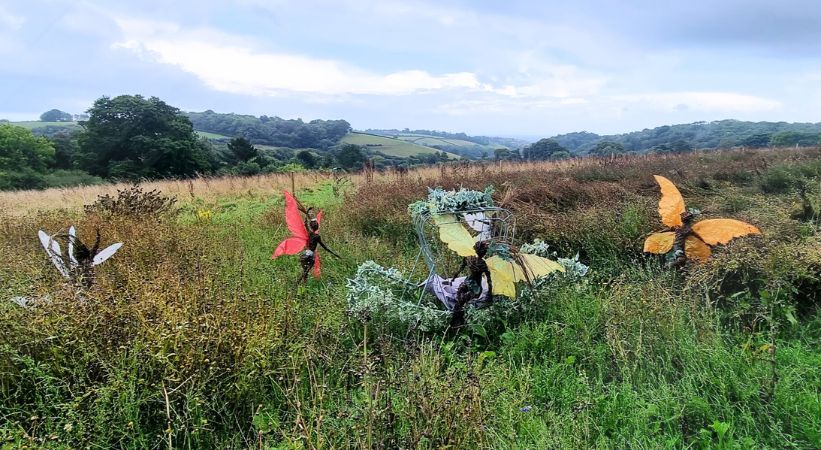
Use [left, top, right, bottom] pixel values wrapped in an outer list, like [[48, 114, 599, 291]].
[[38, 227, 123, 278], [433, 214, 564, 298], [272, 191, 323, 277], [644, 175, 760, 262]]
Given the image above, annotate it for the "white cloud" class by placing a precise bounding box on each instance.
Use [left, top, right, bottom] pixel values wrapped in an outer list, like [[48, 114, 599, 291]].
[[613, 91, 782, 113], [111, 17, 490, 97]]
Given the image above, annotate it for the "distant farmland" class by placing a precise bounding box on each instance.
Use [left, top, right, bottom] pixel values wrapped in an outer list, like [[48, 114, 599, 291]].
[[340, 132, 460, 158]]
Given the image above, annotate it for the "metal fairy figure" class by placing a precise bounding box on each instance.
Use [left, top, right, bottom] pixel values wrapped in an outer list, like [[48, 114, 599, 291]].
[[644, 175, 760, 267], [449, 240, 493, 327], [38, 226, 123, 288], [272, 191, 340, 284]]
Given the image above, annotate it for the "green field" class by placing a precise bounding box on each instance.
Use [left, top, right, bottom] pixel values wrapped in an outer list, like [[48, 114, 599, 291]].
[[395, 133, 503, 150], [8, 121, 80, 130], [341, 132, 460, 158], [195, 130, 231, 140]]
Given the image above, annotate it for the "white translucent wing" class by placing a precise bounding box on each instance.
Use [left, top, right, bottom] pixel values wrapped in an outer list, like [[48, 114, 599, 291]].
[[38, 230, 69, 278], [465, 212, 492, 241], [67, 226, 78, 268], [93, 243, 122, 266]]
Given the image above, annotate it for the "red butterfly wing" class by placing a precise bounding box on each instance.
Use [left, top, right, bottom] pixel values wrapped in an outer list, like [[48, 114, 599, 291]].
[[272, 237, 307, 258], [313, 251, 321, 278], [284, 191, 309, 241], [316, 210, 323, 226]]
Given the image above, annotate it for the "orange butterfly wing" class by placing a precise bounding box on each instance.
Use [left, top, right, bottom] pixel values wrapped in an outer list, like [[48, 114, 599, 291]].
[[643, 232, 676, 254], [654, 175, 685, 228], [684, 235, 712, 263], [691, 219, 761, 246]]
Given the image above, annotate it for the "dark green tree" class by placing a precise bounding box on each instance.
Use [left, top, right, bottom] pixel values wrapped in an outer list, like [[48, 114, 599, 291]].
[[590, 141, 625, 156], [228, 137, 258, 162], [523, 138, 568, 160], [0, 124, 55, 189], [49, 132, 79, 169], [334, 144, 366, 170], [40, 109, 73, 122], [77, 95, 214, 179], [295, 150, 318, 169]]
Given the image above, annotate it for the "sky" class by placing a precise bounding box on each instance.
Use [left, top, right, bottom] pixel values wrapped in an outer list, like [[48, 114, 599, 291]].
[[1, 0, 820, 139]]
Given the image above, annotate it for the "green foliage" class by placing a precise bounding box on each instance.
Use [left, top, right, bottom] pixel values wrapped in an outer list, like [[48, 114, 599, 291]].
[[589, 140, 626, 156], [226, 137, 257, 163], [523, 138, 569, 160], [295, 150, 318, 169], [0, 124, 55, 173], [187, 110, 350, 149], [334, 143, 366, 170], [77, 95, 214, 179], [39, 109, 73, 122], [551, 119, 821, 154]]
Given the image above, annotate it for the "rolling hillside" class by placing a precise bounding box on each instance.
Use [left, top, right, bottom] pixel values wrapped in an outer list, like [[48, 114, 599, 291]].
[[341, 132, 460, 158]]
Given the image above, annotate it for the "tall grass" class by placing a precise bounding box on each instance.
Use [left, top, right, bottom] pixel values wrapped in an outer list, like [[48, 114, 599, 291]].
[[1, 147, 819, 448]]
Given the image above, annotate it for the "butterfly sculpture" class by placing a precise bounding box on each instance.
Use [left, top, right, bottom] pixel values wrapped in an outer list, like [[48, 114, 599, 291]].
[[643, 175, 761, 266], [38, 226, 123, 286], [272, 191, 339, 284], [434, 213, 564, 299]]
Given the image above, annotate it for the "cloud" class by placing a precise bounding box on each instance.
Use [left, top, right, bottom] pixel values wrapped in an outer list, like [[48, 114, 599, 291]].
[[613, 92, 782, 113], [111, 17, 492, 97]]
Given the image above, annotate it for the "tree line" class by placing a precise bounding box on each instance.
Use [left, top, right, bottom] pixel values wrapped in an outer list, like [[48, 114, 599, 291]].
[[549, 119, 821, 154], [0, 96, 365, 190]]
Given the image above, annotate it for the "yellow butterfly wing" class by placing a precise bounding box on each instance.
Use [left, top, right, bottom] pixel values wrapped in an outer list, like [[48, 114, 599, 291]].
[[684, 235, 712, 263], [643, 231, 676, 254], [433, 214, 476, 257], [654, 175, 685, 228], [691, 219, 761, 246], [517, 253, 565, 281], [485, 255, 517, 298]]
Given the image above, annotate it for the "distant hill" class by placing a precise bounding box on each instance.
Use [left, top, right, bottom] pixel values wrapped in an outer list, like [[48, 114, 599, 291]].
[[186, 110, 351, 149], [549, 120, 821, 154], [4, 121, 80, 138], [365, 129, 529, 158], [341, 132, 460, 159]]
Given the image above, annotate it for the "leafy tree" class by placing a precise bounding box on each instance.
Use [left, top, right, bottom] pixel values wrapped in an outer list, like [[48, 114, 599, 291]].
[[40, 109, 73, 122], [740, 133, 772, 148], [77, 95, 214, 179], [296, 150, 318, 169], [494, 148, 511, 160], [523, 138, 568, 160], [227, 137, 258, 162], [334, 144, 366, 170], [187, 110, 351, 149], [0, 124, 55, 189], [590, 141, 625, 156], [0, 124, 54, 172], [770, 131, 821, 147], [50, 132, 79, 169]]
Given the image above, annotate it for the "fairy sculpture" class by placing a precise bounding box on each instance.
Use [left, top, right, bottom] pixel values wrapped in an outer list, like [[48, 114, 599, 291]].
[[272, 191, 339, 284], [38, 226, 123, 288], [644, 175, 761, 266], [433, 211, 565, 300]]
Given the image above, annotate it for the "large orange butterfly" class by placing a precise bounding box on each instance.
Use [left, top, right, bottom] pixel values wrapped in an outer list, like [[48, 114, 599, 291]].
[[643, 175, 761, 264]]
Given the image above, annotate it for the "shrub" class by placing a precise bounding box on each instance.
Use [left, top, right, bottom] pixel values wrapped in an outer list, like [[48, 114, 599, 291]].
[[84, 184, 177, 218]]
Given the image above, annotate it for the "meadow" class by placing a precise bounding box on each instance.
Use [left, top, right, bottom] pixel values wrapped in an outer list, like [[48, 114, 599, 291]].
[[0, 148, 819, 448]]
